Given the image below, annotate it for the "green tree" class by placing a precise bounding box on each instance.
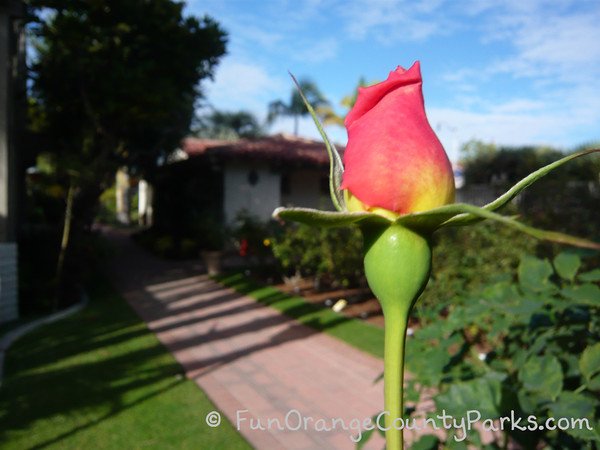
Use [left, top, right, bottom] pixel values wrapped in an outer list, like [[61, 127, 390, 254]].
[[459, 141, 600, 239], [27, 0, 227, 308], [460, 141, 566, 185], [267, 78, 329, 136], [194, 109, 264, 139]]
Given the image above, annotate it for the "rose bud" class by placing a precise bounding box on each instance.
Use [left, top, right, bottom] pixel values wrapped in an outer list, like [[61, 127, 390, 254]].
[[341, 61, 455, 219]]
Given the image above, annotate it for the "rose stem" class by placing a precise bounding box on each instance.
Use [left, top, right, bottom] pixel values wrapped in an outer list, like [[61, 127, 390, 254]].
[[383, 305, 409, 450], [362, 224, 432, 450]]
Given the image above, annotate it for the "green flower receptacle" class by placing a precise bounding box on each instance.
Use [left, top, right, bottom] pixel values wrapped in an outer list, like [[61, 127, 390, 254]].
[[363, 224, 432, 315], [362, 224, 432, 450]]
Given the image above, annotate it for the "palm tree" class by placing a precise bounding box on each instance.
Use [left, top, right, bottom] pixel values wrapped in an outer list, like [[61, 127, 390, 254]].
[[267, 79, 330, 136], [318, 77, 376, 128]]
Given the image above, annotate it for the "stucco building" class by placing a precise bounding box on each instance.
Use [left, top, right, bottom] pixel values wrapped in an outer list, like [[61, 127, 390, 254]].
[[180, 134, 341, 224]]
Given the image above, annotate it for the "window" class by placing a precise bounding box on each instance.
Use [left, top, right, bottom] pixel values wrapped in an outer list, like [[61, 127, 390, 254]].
[[281, 173, 291, 195], [248, 169, 259, 186]]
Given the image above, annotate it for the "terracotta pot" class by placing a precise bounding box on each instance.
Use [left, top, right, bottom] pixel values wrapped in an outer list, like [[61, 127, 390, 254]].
[[201, 250, 222, 276]]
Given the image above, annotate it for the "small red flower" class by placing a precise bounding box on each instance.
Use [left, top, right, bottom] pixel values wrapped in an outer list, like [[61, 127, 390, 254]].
[[239, 238, 248, 257]]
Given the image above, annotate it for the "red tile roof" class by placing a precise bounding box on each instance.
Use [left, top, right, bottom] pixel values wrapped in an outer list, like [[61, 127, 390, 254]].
[[181, 133, 344, 167]]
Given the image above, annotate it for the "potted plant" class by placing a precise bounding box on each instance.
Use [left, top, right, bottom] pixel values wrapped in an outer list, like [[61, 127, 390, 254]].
[[197, 217, 226, 276]]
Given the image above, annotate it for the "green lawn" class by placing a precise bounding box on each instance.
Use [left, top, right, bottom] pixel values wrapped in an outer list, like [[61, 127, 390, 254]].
[[0, 277, 251, 450], [216, 272, 385, 358]]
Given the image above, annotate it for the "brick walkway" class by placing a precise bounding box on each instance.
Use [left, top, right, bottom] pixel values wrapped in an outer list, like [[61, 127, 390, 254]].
[[105, 229, 386, 450]]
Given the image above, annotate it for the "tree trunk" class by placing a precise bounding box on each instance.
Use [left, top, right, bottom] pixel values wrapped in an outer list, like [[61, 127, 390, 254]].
[[115, 167, 130, 224], [54, 180, 75, 311]]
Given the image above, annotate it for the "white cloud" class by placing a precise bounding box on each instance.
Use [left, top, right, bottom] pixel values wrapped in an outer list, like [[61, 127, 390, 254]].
[[233, 24, 285, 50], [435, 1, 600, 156], [204, 60, 286, 112], [340, 0, 451, 43], [204, 59, 348, 143], [292, 38, 340, 63], [490, 15, 600, 84], [488, 99, 547, 114], [429, 103, 595, 162], [460, 1, 600, 84]]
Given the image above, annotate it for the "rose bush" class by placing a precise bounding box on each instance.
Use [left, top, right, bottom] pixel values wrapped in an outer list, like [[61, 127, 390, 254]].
[[341, 62, 455, 218]]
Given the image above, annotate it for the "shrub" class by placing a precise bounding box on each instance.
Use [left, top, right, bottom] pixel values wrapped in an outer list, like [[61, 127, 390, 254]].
[[132, 228, 207, 259], [416, 219, 537, 323], [153, 235, 175, 258], [230, 211, 277, 260], [270, 223, 365, 288], [150, 157, 223, 242], [131, 157, 226, 258], [270, 218, 538, 294], [401, 252, 600, 449]]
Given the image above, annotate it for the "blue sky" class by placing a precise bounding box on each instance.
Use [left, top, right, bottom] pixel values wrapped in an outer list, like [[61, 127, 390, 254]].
[[186, 0, 600, 162]]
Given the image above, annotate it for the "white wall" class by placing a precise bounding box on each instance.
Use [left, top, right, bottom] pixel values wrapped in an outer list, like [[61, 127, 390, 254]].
[[137, 179, 154, 226], [224, 162, 281, 224]]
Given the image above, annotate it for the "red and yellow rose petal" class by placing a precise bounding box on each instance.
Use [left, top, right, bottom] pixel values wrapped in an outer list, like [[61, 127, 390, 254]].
[[341, 61, 455, 217]]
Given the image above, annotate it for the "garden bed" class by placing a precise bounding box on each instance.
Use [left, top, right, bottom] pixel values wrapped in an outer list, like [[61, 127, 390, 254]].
[[274, 276, 385, 327]]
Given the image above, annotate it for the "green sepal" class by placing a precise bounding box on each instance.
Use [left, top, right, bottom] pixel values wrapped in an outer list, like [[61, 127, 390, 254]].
[[273, 206, 390, 227], [395, 204, 470, 233], [273, 202, 600, 250], [274, 204, 472, 230], [290, 73, 345, 211], [437, 203, 600, 250], [444, 148, 600, 226], [274, 148, 600, 250]]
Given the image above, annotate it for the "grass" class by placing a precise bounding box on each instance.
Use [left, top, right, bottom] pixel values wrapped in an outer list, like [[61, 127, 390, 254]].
[[0, 276, 252, 450], [215, 272, 385, 359]]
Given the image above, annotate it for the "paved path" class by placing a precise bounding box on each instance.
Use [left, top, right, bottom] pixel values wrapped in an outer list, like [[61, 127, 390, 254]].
[[105, 229, 386, 450]]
